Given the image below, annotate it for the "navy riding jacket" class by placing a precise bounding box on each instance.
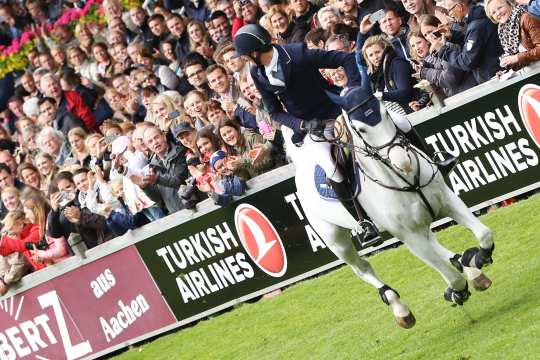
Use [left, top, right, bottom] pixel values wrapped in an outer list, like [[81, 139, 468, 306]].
[[250, 44, 362, 133]]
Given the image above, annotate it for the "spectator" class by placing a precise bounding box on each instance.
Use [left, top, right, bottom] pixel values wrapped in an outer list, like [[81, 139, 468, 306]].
[[17, 163, 41, 191], [47, 171, 112, 249], [358, 7, 411, 61], [217, 118, 274, 178], [37, 97, 85, 136], [21, 193, 70, 266], [35, 152, 58, 194], [187, 20, 215, 60], [0, 210, 44, 271], [318, 6, 341, 31], [417, 15, 477, 97], [267, 5, 309, 44], [184, 90, 212, 129], [485, 0, 540, 71], [143, 126, 189, 214], [1, 187, 22, 214], [401, 0, 448, 29], [40, 74, 97, 131], [67, 127, 91, 167], [362, 35, 419, 116], [36, 127, 70, 166], [439, 0, 503, 84]]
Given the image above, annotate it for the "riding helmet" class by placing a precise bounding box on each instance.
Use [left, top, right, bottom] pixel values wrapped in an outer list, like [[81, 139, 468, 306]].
[[233, 24, 272, 57]]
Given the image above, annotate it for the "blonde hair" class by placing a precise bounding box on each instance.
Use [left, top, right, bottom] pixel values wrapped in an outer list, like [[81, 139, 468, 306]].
[[361, 35, 392, 73], [68, 127, 88, 142], [149, 95, 184, 131], [484, 0, 513, 23], [1, 186, 20, 199], [267, 5, 291, 36], [2, 210, 26, 233]]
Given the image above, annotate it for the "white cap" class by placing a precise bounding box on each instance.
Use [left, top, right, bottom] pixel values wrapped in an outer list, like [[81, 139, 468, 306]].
[[111, 136, 130, 155]]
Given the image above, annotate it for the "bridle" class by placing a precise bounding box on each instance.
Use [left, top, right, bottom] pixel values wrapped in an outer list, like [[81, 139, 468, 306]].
[[330, 106, 440, 219]]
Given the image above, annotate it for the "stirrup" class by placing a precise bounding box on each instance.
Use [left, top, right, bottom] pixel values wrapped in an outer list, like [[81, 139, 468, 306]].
[[352, 220, 382, 249]]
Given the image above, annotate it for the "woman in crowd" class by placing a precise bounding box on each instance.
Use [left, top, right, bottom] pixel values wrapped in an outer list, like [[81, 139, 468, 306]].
[[17, 163, 41, 190], [35, 152, 58, 194], [417, 15, 477, 97], [67, 46, 101, 86], [267, 5, 309, 44], [67, 127, 91, 167], [0, 210, 45, 271], [408, 30, 431, 63], [485, 0, 540, 70], [91, 42, 115, 82], [184, 91, 211, 130], [362, 35, 419, 117], [217, 118, 274, 178], [401, 0, 448, 29], [22, 193, 70, 265], [148, 94, 184, 133], [187, 20, 214, 60], [1, 187, 21, 213], [161, 40, 183, 77], [193, 128, 222, 193], [74, 23, 96, 56]]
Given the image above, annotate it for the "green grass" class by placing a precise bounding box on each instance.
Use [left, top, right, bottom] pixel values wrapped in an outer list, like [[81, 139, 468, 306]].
[[116, 195, 540, 360]]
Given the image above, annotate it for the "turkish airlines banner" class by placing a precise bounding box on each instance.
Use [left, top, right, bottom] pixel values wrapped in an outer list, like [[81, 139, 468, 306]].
[[0, 246, 176, 360], [135, 180, 341, 321], [415, 73, 540, 206]]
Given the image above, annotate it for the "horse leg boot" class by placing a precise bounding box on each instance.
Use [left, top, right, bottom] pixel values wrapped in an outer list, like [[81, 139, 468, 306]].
[[327, 179, 382, 248], [405, 129, 457, 175]]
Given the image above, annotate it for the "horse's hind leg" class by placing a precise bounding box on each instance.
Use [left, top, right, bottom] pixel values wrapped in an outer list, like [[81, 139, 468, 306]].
[[400, 230, 470, 305], [306, 215, 415, 328], [443, 190, 495, 269]]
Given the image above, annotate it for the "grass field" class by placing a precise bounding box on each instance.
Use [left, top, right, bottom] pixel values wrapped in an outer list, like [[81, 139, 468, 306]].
[[116, 195, 540, 360]]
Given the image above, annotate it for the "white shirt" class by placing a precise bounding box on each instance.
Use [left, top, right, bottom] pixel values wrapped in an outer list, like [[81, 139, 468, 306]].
[[264, 48, 285, 87]]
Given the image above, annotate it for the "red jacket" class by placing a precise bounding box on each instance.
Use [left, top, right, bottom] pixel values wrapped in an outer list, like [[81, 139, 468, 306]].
[[0, 224, 46, 271], [64, 90, 97, 131]]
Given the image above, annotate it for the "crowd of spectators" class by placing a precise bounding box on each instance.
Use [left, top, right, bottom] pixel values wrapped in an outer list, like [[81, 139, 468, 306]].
[[0, 0, 539, 295]]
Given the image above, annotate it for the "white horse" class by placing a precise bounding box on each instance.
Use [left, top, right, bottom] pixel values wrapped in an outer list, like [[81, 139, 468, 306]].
[[282, 87, 495, 328]]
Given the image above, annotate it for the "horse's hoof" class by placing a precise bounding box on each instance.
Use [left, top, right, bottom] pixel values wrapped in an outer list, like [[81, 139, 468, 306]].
[[470, 273, 492, 292], [444, 283, 471, 306], [395, 312, 416, 329]]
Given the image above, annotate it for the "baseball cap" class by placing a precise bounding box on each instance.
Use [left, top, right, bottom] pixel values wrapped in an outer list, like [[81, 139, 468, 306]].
[[172, 122, 194, 138], [111, 136, 130, 155], [209, 150, 227, 169]]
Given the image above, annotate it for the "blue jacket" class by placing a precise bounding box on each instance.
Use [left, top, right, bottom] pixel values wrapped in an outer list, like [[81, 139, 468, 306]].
[[250, 44, 361, 133], [443, 5, 503, 84]]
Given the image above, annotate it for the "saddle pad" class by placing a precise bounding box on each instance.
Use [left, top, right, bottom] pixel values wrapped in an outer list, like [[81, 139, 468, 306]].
[[314, 164, 362, 201]]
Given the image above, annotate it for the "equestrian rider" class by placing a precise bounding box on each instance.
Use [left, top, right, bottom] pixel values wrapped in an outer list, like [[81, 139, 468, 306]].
[[233, 24, 380, 244]]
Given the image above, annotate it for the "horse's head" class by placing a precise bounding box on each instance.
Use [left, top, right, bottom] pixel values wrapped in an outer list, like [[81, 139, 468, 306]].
[[327, 87, 413, 175]]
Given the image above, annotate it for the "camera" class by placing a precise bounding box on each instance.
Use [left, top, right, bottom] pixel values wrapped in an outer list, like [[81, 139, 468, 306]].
[[186, 156, 201, 167]]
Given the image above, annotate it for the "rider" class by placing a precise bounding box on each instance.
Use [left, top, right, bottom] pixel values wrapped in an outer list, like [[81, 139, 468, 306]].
[[233, 24, 380, 245]]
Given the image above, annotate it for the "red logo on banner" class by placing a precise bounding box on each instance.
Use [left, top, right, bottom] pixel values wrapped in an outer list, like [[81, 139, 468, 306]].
[[234, 204, 287, 277], [518, 84, 540, 149]]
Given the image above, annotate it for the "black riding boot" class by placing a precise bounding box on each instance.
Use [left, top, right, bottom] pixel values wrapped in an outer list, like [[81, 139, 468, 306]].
[[327, 179, 382, 248], [405, 129, 457, 175]]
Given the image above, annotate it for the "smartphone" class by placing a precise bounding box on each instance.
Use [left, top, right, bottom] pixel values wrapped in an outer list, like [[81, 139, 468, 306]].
[[409, 58, 419, 66], [368, 9, 385, 24], [431, 31, 442, 39], [169, 111, 180, 119], [104, 133, 119, 145]]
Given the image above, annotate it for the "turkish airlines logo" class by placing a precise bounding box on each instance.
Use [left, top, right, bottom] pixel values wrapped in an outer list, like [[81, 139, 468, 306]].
[[518, 83, 540, 149], [234, 204, 287, 277]]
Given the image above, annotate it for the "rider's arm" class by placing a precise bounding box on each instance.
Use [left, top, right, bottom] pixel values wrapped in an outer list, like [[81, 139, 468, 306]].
[[250, 67, 303, 132], [302, 46, 362, 87]]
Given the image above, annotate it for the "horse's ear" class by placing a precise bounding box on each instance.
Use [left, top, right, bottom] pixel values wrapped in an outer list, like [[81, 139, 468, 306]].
[[325, 90, 347, 110]]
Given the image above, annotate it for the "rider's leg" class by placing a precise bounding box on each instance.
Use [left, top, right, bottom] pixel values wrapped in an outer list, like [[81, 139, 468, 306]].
[[326, 178, 381, 246], [312, 140, 380, 245]]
